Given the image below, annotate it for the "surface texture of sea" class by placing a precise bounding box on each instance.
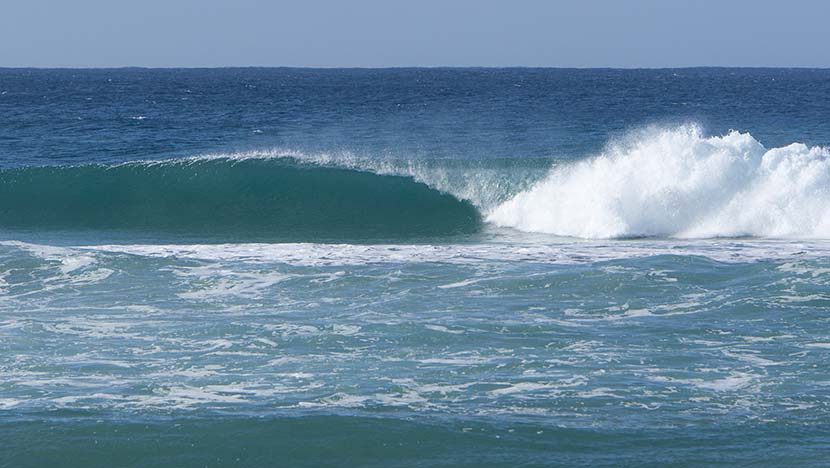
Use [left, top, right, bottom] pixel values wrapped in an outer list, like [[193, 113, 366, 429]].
[[2, 68, 830, 467]]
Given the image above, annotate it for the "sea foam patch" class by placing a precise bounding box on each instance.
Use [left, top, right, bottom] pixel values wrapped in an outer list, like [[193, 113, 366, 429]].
[[58, 239, 830, 266]]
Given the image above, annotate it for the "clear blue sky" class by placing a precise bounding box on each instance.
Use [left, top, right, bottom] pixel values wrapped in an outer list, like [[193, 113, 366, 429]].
[[2, 0, 828, 68]]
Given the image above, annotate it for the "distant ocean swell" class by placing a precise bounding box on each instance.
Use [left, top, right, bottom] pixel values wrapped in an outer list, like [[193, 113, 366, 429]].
[[2, 124, 829, 241]]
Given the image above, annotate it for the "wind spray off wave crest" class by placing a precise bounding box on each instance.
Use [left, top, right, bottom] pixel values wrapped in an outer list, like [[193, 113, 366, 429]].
[[487, 125, 830, 239]]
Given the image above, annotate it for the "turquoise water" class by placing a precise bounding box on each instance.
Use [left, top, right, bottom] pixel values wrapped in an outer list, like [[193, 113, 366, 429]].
[[0, 159, 480, 241], [2, 68, 830, 466]]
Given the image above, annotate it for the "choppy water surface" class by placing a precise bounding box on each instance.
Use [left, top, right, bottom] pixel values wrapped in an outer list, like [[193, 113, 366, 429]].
[[2, 68, 830, 467]]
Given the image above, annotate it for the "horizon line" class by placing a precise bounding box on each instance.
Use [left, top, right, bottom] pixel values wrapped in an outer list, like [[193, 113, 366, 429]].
[[2, 65, 830, 71]]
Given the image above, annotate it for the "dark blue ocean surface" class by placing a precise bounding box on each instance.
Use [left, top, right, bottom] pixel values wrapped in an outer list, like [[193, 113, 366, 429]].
[[1, 68, 830, 467], [2, 68, 830, 168]]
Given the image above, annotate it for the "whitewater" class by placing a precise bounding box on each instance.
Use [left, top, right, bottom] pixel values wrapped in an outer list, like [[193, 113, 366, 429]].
[[488, 124, 830, 239]]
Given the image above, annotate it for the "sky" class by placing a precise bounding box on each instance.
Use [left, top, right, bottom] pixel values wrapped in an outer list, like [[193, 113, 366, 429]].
[[1, 0, 829, 68]]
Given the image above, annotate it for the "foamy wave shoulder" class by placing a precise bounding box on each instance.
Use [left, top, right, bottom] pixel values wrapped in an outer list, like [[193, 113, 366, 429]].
[[487, 125, 830, 239]]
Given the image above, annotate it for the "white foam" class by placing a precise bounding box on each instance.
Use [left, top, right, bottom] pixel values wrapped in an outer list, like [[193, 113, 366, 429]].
[[14, 238, 826, 267], [1, 241, 97, 273], [172, 267, 294, 300], [488, 125, 830, 239], [694, 373, 758, 392], [437, 278, 486, 289], [424, 324, 465, 334], [649, 372, 758, 392], [489, 382, 561, 396]]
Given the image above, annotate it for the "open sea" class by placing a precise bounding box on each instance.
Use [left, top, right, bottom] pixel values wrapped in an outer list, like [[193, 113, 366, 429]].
[[2, 68, 830, 467]]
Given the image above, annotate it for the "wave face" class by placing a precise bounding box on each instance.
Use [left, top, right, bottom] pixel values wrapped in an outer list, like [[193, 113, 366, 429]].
[[0, 159, 481, 242], [488, 125, 830, 239], [190, 149, 550, 211]]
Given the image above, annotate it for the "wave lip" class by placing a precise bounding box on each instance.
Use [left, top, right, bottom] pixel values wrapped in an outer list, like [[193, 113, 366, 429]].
[[0, 158, 481, 242], [488, 125, 830, 239]]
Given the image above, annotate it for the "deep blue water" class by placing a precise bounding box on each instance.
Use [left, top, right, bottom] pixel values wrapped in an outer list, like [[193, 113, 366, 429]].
[[3, 68, 830, 168], [2, 68, 830, 467]]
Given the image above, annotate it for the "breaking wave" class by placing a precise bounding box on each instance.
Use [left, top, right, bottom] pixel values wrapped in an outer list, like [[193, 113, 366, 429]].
[[3, 125, 829, 242]]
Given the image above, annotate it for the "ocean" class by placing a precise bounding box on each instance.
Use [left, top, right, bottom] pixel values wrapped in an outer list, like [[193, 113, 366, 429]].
[[1, 68, 830, 467]]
